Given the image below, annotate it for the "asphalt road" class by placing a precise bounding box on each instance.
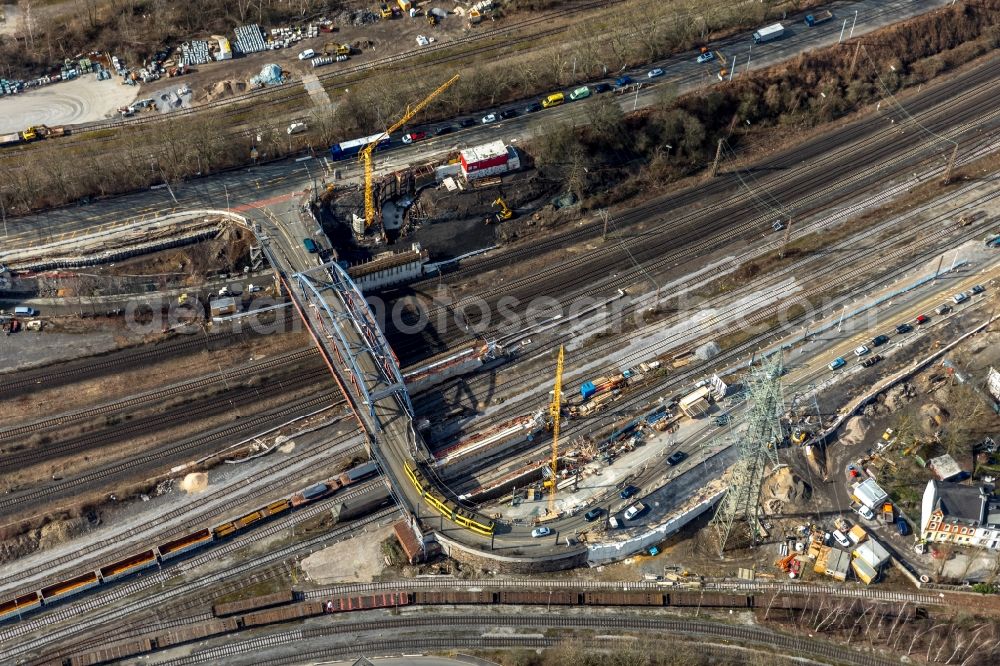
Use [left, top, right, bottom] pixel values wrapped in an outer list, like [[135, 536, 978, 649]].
[[0, 0, 951, 247]]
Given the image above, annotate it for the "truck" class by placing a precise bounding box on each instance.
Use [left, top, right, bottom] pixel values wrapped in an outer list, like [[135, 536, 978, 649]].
[[0, 124, 67, 147], [752, 23, 785, 43], [580, 374, 626, 400], [804, 10, 833, 27]]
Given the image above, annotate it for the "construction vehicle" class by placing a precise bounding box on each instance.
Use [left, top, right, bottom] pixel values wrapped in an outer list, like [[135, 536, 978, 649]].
[[0, 124, 65, 147], [379, 2, 393, 18], [544, 346, 565, 515], [804, 10, 834, 27], [427, 12, 438, 25], [360, 74, 459, 230], [397, 0, 412, 10], [491, 196, 513, 223], [324, 42, 352, 56]]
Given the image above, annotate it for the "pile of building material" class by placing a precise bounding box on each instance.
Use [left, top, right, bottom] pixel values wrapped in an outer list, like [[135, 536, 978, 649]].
[[234, 24, 268, 54], [180, 40, 212, 66]]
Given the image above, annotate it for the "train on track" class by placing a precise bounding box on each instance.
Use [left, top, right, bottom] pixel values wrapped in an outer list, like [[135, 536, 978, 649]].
[[0, 461, 380, 626], [404, 459, 495, 536], [55, 586, 926, 665]]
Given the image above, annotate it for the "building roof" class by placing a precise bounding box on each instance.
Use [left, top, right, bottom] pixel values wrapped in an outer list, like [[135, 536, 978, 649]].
[[392, 520, 423, 564], [853, 478, 888, 508], [852, 557, 877, 583], [853, 538, 890, 569], [928, 454, 963, 481], [934, 480, 988, 526], [460, 140, 507, 164], [827, 548, 851, 576]]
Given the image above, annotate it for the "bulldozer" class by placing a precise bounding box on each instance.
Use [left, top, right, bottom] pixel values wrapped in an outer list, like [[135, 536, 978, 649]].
[[324, 42, 351, 57], [487, 196, 513, 224]]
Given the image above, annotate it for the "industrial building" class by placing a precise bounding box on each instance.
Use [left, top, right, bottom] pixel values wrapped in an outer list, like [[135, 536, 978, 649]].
[[921, 480, 1000, 550], [459, 141, 520, 180]]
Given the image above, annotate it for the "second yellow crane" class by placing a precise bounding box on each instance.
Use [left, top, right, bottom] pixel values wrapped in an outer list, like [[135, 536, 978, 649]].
[[360, 74, 460, 230], [546, 345, 564, 515]]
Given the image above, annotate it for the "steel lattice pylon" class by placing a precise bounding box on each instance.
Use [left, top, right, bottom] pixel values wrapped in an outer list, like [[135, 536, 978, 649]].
[[711, 354, 784, 556]]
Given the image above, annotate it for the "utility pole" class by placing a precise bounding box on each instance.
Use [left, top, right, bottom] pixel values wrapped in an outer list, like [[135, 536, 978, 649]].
[[745, 42, 752, 76], [839, 19, 847, 43], [847, 42, 862, 81], [600, 209, 610, 241], [849, 10, 858, 39], [710, 139, 724, 177], [932, 255, 944, 282], [780, 218, 793, 258], [942, 144, 959, 183]]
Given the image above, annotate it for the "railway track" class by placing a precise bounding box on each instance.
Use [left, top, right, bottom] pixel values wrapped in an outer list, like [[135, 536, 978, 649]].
[[395, 59, 1000, 360], [0, 496, 396, 659], [443, 192, 1000, 496], [0, 362, 332, 474], [0, 326, 286, 399], [155, 613, 898, 666], [0, 434, 363, 597], [0, 347, 319, 440], [0, 389, 341, 518]]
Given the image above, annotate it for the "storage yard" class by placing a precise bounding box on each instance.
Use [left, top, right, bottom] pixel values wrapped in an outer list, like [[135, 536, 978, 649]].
[[1, 0, 1000, 665]]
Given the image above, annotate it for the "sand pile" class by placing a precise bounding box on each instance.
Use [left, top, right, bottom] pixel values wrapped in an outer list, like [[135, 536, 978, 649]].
[[180, 472, 209, 493], [764, 467, 810, 504], [839, 416, 871, 447]]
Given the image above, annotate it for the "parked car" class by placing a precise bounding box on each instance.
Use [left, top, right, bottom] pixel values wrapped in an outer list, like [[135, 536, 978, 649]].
[[832, 530, 851, 548], [434, 125, 455, 136], [623, 502, 646, 520], [298, 49, 316, 60], [499, 108, 518, 119], [896, 517, 910, 536], [871, 334, 890, 346], [620, 485, 639, 499], [584, 508, 603, 522], [896, 323, 913, 334], [972, 284, 986, 294], [647, 67, 665, 78], [714, 415, 730, 427], [459, 118, 476, 127], [531, 526, 552, 538], [666, 451, 686, 466], [614, 75, 633, 87], [481, 113, 498, 124], [953, 292, 969, 304], [696, 51, 715, 64], [854, 345, 870, 357], [593, 83, 611, 93], [861, 354, 883, 368], [524, 102, 542, 113], [916, 314, 929, 325], [935, 304, 951, 315], [828, 357, 846, 371], [401, 131, 427, 144], [857, 505, 875, 521]]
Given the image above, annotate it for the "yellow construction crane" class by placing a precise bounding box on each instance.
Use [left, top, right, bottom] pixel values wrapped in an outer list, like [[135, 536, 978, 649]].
[[546, 345, 565, 515], [360, 74, 459, 230], [492, 196, 513, 222]]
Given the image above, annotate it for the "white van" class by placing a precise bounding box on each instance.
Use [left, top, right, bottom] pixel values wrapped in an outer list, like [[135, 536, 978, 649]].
[[14, 306, 37, 316]]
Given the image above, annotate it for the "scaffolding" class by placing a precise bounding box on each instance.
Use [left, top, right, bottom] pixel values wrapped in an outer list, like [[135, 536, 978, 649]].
[[711, 354, 784, 555]]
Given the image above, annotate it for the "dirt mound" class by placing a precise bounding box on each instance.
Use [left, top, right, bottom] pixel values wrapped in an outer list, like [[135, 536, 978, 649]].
[[38, 517, 89, 549], [839, 416, 871, 447], [180, 472, 209, 493], [919, 403, 949, 434], [764, 466, 810, 503], [884, 382, 915, 412], [202, 80, 247, 102]]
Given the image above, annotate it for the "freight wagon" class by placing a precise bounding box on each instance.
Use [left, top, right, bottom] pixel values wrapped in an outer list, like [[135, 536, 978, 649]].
[[212, 590, 296, 617], [241, 601, 326, 627], [68, 637, 154, 666], [154, 617, 239, 647], [0, 462, 375, 625]]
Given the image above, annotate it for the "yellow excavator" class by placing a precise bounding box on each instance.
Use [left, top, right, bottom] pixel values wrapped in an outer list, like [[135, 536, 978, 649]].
[[488, 196, 513, 224]]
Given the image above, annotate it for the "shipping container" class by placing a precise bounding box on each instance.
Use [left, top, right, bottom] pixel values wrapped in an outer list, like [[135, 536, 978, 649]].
[[241, 600, 325, 627], [213, 590, 295, 617], [158, 528, 213, 560]]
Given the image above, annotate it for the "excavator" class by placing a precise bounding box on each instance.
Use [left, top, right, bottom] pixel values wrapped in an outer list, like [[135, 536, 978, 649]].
[[487, 196, 513, 224]]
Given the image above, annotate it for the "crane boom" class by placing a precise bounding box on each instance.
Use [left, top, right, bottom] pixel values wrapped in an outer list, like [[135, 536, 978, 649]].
[[548, 345, 564, 514], [360, 74, 460, 229]]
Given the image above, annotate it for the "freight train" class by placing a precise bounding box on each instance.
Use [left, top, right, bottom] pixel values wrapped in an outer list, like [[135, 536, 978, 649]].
[[58, 587, 925, 665], [403, 459, 495, 536], [0, 461, 380, 625]]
